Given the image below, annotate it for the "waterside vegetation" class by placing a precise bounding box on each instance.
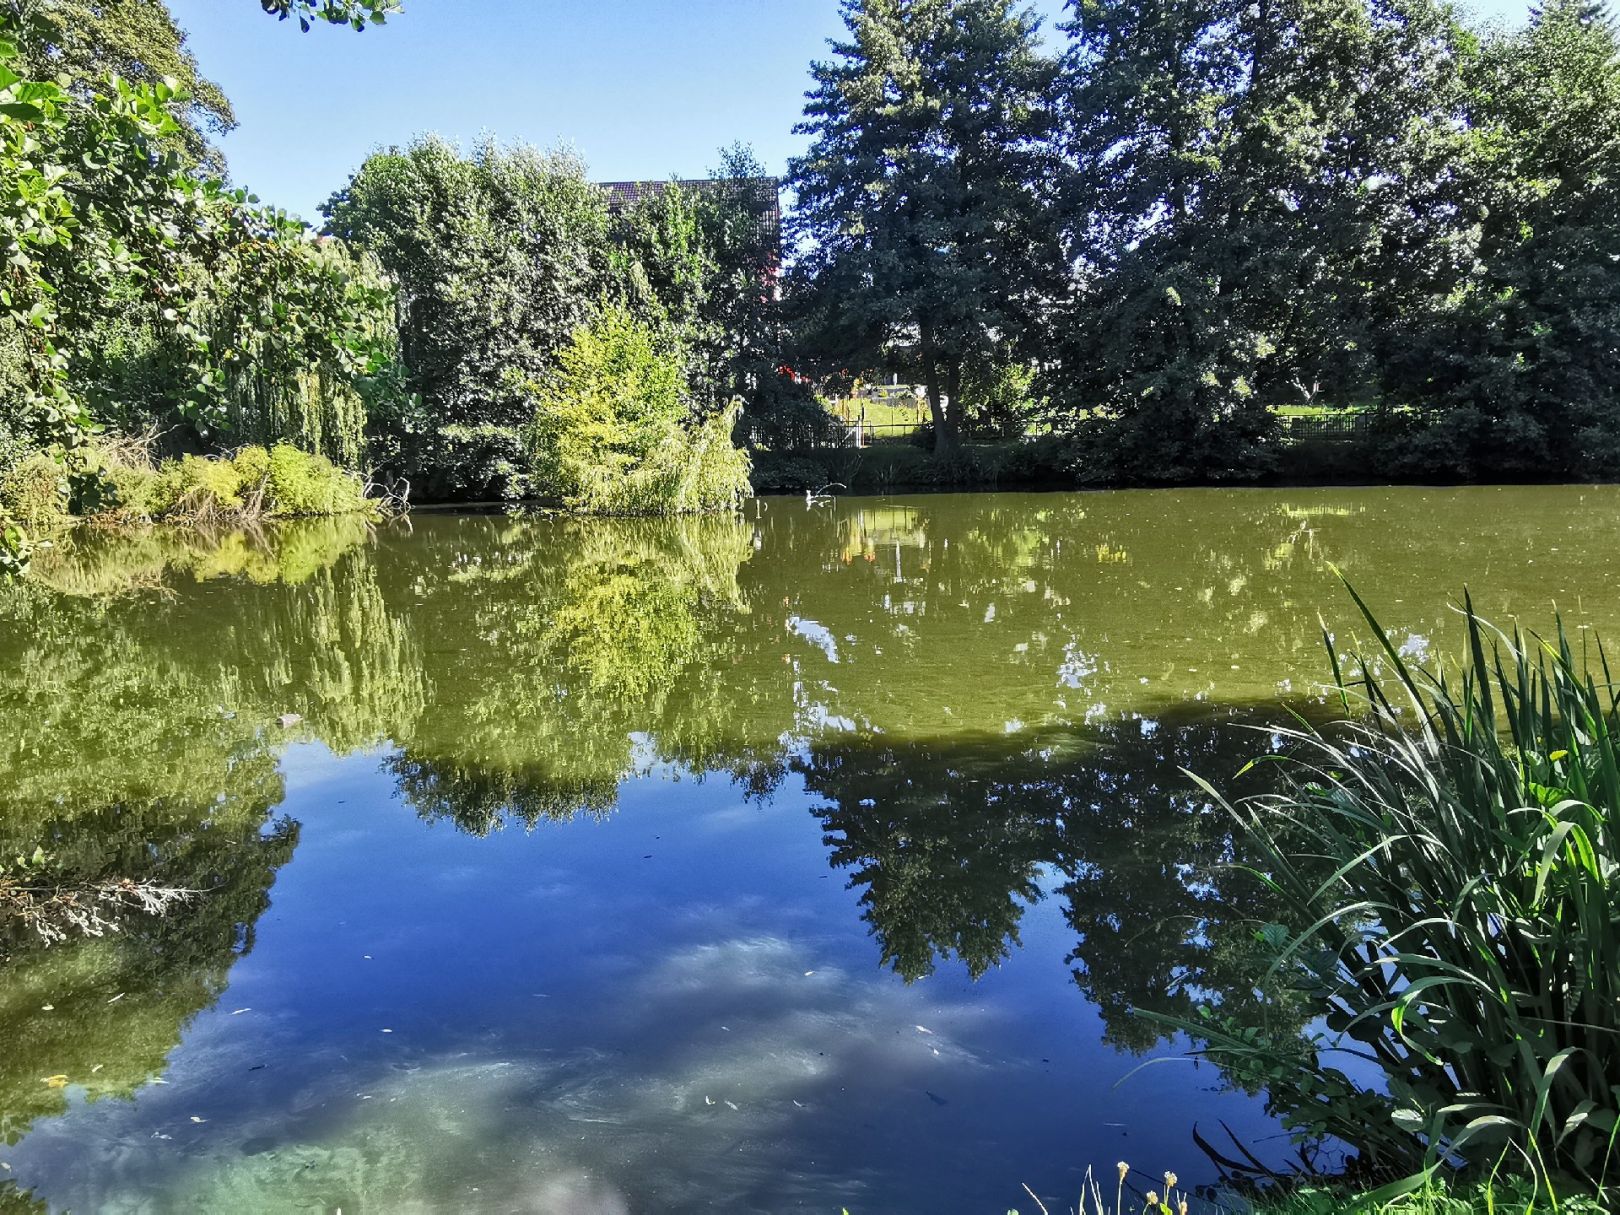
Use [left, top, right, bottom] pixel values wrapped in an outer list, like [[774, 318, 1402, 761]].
[[2, 0, 1619, 1207], [9, 0, 1620, 570]]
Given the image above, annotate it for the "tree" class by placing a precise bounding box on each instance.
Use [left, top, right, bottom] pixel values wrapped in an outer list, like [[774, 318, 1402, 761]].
[[1, 0, 402, 574], [5, 0, 236, 172], [523, 304, 752, 514], [259, 0, 398, 31], [788, 0, 1061, 454], [1049, 0, 1465, 483], [1378, 0, 1620, 479], [322, 136, 616, 498], [614, 145, 784, 418]]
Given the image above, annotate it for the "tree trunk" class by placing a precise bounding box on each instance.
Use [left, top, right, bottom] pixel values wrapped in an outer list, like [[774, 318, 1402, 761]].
[[919, 331, 955, 455], [929, 358, 962, 456]]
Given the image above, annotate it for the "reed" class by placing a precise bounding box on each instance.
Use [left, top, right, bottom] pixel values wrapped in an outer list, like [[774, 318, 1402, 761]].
[[1180, 584, 1620, 1197]]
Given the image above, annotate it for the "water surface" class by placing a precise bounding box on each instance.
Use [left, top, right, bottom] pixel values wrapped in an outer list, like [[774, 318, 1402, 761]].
[[0, 487, 1610, 1213]]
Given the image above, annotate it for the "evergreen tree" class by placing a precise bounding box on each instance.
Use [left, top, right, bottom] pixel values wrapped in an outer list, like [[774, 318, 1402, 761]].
[[788, 0, 1061, 454], [1050, 0, 1463, 482]]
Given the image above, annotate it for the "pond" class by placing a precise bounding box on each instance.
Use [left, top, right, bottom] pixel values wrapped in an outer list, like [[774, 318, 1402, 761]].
[[0, 486, 1614, 1214]]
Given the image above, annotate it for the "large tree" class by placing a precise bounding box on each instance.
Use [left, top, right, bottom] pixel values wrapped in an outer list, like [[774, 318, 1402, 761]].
[[322, 137, 616, 498], [0, 0, 401, 573], [612, 146, 784, 417], [1377, 0, 1620, 479], [5, 0, 236, 171], [1049, 0, 1464, 482], [788, 0, 1061, 454]]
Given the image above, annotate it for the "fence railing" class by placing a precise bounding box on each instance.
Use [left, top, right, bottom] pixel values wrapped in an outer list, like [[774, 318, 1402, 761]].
[[749, 412, 1372, 450], [1277, 412, 1370, 441]]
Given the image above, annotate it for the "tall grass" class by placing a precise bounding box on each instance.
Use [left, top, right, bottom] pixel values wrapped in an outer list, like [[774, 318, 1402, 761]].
[[1181, 585, 1620, 1199]]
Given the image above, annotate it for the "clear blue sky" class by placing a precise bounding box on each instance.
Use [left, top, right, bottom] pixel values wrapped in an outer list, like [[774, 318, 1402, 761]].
[[168, 0, 1534, 224]]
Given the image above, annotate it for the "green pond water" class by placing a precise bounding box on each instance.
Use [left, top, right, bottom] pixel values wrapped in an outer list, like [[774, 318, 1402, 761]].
[[0, 485, 1612, 1213]]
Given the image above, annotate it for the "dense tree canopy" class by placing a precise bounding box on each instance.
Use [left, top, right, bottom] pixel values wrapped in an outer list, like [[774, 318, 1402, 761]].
[[5, 0, 235, 170], [8, 0, 1620, 565], [783, 0, 1620, 486], [788, 0, 1062, 454], [0, 0, 405, 572], [1376, 0, 1620, 479], [324, 137, 776, 502], [1047, 0, 1466, 481]]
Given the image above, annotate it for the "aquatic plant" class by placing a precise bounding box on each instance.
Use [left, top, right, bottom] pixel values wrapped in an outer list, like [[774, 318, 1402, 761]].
[[1183, 587, 1620, 1192]]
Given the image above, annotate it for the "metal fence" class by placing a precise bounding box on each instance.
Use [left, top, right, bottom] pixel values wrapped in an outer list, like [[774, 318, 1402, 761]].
[[750, 412, 1371, 450], [1277, 412, 1370, 441]]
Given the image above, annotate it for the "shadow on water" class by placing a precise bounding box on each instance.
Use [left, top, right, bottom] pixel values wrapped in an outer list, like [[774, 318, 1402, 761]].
[[4, 487, 1620, 1208]]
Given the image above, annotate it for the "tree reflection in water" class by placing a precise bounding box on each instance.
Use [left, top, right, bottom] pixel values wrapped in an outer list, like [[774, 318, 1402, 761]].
[[9, 487, 1620, 1186]]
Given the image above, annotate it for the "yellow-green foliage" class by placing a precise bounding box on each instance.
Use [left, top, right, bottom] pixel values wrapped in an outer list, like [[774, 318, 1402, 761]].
[[265, 443, 370, 516], [526, 305, 751, 515], [233, 444, 271, 489], [0, 452, 69, 533], [156, 454, 245, 517], [83, 440, 372, 523]]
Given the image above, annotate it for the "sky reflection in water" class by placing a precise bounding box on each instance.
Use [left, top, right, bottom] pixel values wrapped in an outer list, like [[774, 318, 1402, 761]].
[[2, 486, 1613, 1213]]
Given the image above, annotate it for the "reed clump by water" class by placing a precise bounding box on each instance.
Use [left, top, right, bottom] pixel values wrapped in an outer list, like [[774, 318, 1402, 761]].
[[1179, 585, 1620, 1202]]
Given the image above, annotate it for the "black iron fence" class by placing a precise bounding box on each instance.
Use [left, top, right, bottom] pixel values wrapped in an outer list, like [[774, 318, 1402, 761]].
[[748, 412, 1371, 450], [1277, 412, 1370, 441]]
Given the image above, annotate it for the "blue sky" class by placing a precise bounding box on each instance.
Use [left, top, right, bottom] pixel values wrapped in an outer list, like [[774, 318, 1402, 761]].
[[169, 0, 1533, 224]]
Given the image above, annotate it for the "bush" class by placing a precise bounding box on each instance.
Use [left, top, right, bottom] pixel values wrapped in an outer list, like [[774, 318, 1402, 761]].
[[526, 306, 751, 515], [264, 444, 371, 517], [748, 451, 838, 492], [1186, 587, 1620, 1189], [0, 453, 68, 534], [233, 444, 271, 489], [157, 454, 245, 517], [74, 439, 373, 523]]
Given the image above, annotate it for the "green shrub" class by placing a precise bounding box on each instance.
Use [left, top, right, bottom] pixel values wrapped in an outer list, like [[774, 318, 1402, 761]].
[[264, 444, 370, 517], [232, 444, 271, 489], [0, 407, 39, 481], [95, 458, 163, 519], [747, 451, 837, 493], [0, 453, 69, 534], [1185, 586, 1620, 1189], [526, 306, 751, 515], [156, 454, 245, 517], [74, 439, 372, 522]]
